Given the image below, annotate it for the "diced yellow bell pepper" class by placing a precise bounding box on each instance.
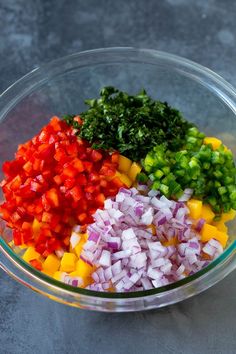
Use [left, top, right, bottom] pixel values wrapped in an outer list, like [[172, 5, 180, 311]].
[[23, 247, 41, 263], [212, 221, 228, 233], [214, 230, 228, 247], [162, 237, 178, 247], [187, 199, 203, 219], [19, 244, 28, 249], [43, 254, 61, 273], [118, 173, 132, 187], [221, 209, 236, 222], [203, 137, 222, 150], [200, 204, 215, 223], [74, 239, 86, 258], [200, 223, 217, 243], [147, 224, 156, 236], [75, 259, 94, 278], [118, 155, 132, 173], [60, 252, 77, 272], [42, 269, 54, 277], [83, 277, 94, 287], [32, 218, 41, 235], [128, 162, 142, 182], [53, 271, 66, 281], [69, 271, 81, 277]]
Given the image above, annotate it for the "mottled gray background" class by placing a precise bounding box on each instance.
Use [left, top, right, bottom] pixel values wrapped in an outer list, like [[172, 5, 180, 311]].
[[1, 0, 236, 353]]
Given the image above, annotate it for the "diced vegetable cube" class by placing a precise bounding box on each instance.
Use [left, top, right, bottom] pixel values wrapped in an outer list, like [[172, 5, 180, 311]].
[[23, 247, 41, 262], [214, 230, 228, 247], [118, 173, 132, 188], [162, 237, 178, 247], [53, 271, 66, 281], [187, 199, 203, 219], [118, 155, 132, 173], [200, 204, 215, 223], [75, 259, 94, 278], [200, 223, 217, 243], [203, 137, 222, 150], [60, 253, 77, 272], [43, 254, 61, 273], [221, 209, 236, 222], [128, 162, 142, 181], [74, 239, 86, 258], [212, 221, 228, 233], [32, 218, 41, 235]]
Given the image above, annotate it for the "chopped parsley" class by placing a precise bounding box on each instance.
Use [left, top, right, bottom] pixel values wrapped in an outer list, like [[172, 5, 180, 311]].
[[63, 86, 193, 161]]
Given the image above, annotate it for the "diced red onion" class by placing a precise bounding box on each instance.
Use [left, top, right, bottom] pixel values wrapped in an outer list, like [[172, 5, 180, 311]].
[[69, 187, 225, 293], [104, 267, 113, 281], [121, 228, 136, 240], [70, 232, 81, 249], [112, 269, 127, 283], [195, 218, 206, 232], [147, 267, 163, 280], [111, 249, 132, 260], [141, 208, 153, 225], [88, 232, 100, 243], [111, 260, 122, 275], [140, 277, 153, 290], [148, 189, 159, 197], [178, 188, 193, 202], [98, 250, 111, 267], [176, 264, 185, 275]]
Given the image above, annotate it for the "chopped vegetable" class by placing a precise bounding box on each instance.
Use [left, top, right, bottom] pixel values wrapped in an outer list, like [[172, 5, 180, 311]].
[[42, 254, 61, 274], [143, 138, 236, 214], [60, 252, 77, 272], [203, 137, 222, 150], [1, 87, 235, 293], [64, 87, 193, 161], [0, 118, 131, 256], [187, 199, 203, 219], [22, 247, 41, 263], [75, 188, 225, 292]]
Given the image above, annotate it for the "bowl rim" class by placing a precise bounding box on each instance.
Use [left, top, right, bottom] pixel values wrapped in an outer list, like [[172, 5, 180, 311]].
[[1, 46, 236, 300]]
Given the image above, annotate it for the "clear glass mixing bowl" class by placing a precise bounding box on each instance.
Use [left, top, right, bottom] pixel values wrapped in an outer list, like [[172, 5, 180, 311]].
[[1, 47, 236, 312]]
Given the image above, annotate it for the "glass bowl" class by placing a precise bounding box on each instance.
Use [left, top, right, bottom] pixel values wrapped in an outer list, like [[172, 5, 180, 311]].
[[1, 47, 236, 312]]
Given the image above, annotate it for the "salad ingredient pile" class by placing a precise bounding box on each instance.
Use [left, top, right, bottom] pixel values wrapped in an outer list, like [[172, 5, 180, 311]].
[[1, 87, 236, 293], [143, 137, 236, 213], [63, 86, 193, 161]]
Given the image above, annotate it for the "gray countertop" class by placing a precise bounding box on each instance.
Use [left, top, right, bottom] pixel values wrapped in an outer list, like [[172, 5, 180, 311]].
[[1, 1, 236, 353]]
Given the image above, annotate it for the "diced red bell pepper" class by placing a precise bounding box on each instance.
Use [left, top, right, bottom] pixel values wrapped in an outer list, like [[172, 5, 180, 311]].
[[76, 174, 87, 185], [95, 193, 105, 206], [62, 165, 78, 178], [30, 259, 43, 271], [0, 116, 124, 256], [72, 158, 84, 172], [45, 188, 59, 208], [70, 185, 82, 202], [13, 229, 23, 245], [64, 178, 76, 189], [91, 150, 103, 162], [10, 175, 22, 191], [111, 152, 119, 164], [53, 175, 63, 185], [83, 161, 93, 172]]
